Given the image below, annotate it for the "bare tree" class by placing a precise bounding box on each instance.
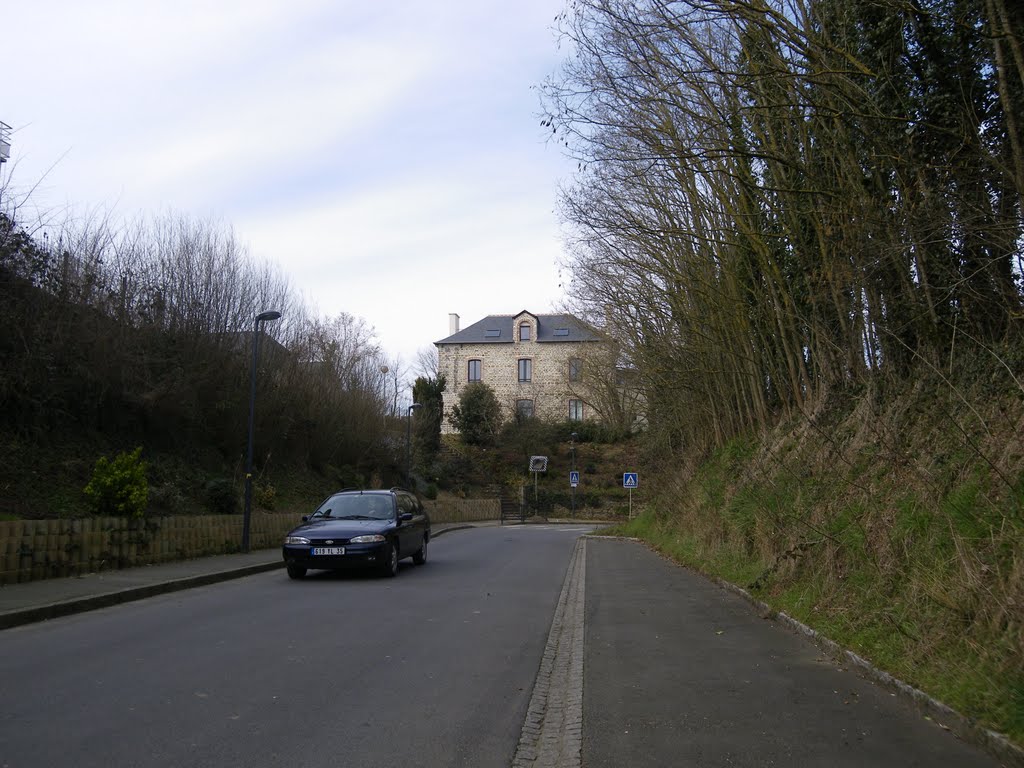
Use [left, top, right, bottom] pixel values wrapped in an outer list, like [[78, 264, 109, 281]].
[[412, 345, 439, 381], [544, 0, 1023, 455]]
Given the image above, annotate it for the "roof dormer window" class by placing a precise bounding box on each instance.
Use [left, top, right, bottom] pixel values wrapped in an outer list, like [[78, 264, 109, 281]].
[[519, 322, 531, 342]]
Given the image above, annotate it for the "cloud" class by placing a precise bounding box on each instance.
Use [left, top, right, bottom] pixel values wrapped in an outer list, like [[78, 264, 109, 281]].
[[3, 0, 575, 375], [238, 166, 566, 361]]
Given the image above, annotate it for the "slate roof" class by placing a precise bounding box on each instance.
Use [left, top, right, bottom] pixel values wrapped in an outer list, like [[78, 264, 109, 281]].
[[435, 312, 602, 345]]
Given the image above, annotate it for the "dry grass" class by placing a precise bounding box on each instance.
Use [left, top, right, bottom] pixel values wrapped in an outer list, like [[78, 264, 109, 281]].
[[624, 361, 1024, 745]]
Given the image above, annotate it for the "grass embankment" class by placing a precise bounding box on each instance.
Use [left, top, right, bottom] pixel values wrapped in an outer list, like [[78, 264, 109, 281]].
[[611, 369, 1024, 746]]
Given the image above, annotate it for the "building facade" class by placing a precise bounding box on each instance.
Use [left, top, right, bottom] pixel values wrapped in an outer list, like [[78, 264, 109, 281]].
[[435, 310, 603, 434]]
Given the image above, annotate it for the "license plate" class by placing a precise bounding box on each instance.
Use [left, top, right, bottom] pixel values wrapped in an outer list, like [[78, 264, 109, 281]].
[[311, 547, 345, 556]]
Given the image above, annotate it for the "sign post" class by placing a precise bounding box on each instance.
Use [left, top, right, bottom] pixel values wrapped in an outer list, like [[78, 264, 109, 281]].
[[623, 472, 638, 518], [529, 456, 548, 512], [569, 470, 580, 517], [570, 433, 578, 516]]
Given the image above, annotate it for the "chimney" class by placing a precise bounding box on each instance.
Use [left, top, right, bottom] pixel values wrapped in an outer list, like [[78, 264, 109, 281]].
[[449, 313, 460, 334]]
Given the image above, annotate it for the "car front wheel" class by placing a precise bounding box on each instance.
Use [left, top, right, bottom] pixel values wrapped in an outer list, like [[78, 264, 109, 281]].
[[413, 537, 428, 565], [381, 542, 399, 578], [287, 564, 307, 580]]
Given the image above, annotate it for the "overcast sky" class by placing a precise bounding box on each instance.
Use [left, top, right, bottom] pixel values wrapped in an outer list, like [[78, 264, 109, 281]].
[[2, 0, 576, 368]]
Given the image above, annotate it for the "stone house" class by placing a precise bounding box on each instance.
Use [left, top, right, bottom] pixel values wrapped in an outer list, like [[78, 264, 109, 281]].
[[435, 310, 604, 434]]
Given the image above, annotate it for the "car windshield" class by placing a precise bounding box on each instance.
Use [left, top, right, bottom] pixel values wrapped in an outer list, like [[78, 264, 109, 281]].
[[311, 494, 394, 521]]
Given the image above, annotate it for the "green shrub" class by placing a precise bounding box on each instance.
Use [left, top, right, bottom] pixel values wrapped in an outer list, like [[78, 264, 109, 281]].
[[331, 464, 363, 489], [255, 482, 277, 510], [450, 383, 502, 446], [437, 452, 474, 490], [424, 482, 439, 500], [558, 421, 631, 444], [149, 482, 189, 515], [83, 447, 149, 518], [205, 478, 238, 515]]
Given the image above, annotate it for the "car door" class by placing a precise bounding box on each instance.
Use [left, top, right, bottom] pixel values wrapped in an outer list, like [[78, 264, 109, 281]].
[[395, 491, 423, 556]]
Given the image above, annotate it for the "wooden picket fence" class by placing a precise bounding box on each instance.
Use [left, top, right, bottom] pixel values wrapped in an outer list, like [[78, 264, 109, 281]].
[[0, 498, 501, 585]]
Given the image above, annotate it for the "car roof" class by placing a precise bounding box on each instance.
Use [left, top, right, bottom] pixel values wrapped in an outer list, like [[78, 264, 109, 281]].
[[332, 488, 411, 495]]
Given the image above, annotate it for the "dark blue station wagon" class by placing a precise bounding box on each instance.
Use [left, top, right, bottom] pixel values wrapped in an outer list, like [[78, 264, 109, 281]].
[[282, 488, 430, 579]]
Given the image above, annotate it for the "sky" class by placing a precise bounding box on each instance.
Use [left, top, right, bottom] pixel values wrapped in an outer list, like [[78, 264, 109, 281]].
[[1, 0, 577, 371]]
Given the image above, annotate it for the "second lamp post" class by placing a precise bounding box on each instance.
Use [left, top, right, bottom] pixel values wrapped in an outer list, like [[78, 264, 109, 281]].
[[242, 309, 282, 553], [406, 402, 422, 489]]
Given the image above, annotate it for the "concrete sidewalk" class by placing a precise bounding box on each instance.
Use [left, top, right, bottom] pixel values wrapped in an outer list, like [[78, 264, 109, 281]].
[[583, 537, 1015, 768], [0, 521, 483, 630]]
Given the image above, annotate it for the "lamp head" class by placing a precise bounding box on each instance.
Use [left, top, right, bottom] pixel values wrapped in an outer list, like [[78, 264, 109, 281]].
[[256, 310, 282, 323]]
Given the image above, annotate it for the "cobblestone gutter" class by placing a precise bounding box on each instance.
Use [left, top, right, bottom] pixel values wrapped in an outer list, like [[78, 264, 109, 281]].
[[513, 536, 587, 768]]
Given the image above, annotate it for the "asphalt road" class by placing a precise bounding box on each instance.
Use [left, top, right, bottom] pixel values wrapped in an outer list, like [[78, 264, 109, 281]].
[[0, 528, 1008, 768], [0, 526, 592, 768]]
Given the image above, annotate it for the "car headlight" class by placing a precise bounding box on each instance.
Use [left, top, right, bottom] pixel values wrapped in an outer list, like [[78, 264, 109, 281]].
[[350, 534, 386, 543], [284, 536, 311, 545]]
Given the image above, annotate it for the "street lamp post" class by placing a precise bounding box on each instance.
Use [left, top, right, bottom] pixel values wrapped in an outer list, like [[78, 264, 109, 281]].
[[242, 309, 282, 553], [570, 432, 578, 516], [406, 403, 422, 489]]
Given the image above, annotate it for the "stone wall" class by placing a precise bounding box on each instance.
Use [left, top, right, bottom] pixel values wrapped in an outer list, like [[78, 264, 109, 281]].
[[423, 497, 500, 523]]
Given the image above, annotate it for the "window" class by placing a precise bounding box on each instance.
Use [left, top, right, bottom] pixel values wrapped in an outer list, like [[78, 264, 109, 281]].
[[518, 358, 532, 382], [516, 399, 534, 418], [468, 359, 481, 382], [568, 358, 582, 382], [569, 399, 583, 421], [554, 328, 570, 337], [396, 492, 417, 516], [519, 322, 531, 341], [484, 329, 501, 338]]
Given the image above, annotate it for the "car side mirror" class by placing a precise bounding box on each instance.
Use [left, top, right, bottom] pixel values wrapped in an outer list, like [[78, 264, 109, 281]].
[[400, 512, 414, 522]]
